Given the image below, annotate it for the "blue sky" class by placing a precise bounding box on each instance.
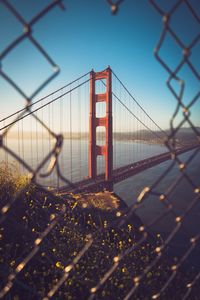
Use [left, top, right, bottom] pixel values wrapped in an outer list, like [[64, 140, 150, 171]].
[[0, 0, 199, 130]]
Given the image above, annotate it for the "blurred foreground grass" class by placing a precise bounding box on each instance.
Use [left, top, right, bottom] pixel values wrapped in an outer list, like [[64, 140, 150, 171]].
[[0, 164, 198, 299]]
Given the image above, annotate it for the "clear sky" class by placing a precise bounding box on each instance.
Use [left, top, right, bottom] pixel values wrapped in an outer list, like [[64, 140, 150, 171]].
[[0, 0, 199, 130]]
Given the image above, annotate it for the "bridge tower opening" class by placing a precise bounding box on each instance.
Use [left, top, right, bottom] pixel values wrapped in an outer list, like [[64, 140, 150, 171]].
[[89, 67, 113, 190]]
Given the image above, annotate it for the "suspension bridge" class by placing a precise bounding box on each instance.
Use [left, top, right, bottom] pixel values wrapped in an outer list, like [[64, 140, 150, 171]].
[[0, 67, 198, 193], [0, 67, 200, 300]]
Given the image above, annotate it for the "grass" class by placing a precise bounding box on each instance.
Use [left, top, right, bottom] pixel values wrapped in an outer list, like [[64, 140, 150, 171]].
[[0, 162, 30, 204], [0, 163, 199, 299], [66, 191, 120, 211]]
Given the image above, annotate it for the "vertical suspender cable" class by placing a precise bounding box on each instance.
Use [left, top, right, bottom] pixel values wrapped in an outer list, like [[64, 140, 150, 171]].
[[70, 85, 72, 183], [4, 120, 8, 164], [36, 110, 39, 177], [41, 100, 44, 163], [22, 118, 24, 173], [113, 76, 116, 170], [48, 101, 51, 187], [30, 112, 33, 168], [18, 116, 20, 170], [60, 89, 63, 187], [51, 101, 54, 186], [78, 80, 81, 181]]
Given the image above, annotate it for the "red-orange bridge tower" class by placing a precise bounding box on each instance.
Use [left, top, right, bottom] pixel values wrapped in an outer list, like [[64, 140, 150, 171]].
[[89, 67, 113, 190]]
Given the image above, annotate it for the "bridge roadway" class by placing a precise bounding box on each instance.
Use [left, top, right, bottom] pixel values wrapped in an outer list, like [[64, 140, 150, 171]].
[[60, 144, 199, 194]]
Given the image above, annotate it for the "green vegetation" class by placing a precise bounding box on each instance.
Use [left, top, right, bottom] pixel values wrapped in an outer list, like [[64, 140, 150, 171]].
[[0, 162, 29, 192], [0, 162, 31, 207]]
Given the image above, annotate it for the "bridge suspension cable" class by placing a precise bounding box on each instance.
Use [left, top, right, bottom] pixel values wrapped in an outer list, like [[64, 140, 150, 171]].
[[1, 67, 173, 190], [0, 71, 90, 124], [112, 89, 165, 143], [93, 68, 169, 175], [111, 69, 168, 137], [98, 69, 167, 144], [0, 72, 91, 189], [0, 77, 90, 132]]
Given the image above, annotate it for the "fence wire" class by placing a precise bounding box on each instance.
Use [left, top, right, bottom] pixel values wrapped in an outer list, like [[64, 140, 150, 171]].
[[0, 1, 200, 300]]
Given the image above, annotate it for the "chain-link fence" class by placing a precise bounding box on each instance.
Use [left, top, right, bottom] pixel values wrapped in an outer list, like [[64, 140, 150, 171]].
[[0, 1, 200, 299]]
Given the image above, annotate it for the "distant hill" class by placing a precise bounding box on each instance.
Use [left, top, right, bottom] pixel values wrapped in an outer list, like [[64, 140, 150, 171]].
[[165, 127, 200, 145], [5, 127, 199, 146]]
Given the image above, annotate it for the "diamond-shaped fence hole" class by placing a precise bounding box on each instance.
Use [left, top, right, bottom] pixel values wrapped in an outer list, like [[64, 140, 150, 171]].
[[2, 39, 55, 98], [173, 63, 200, 106], [170, 1, 200, 46], [1, 112, 57, 179], [169, 65, 199, 106], [166, 173, 197, 215], [156, 32, 183, 73], [0, 4, 22, 54], [135, 193, 172, 231]]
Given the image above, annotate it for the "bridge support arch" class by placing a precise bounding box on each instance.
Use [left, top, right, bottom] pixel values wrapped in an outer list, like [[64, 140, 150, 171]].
[[89, 67, 113, 190]]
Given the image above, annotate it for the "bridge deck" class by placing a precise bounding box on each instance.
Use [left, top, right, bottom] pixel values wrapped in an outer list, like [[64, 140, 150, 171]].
[[60, 144, 199, 194]]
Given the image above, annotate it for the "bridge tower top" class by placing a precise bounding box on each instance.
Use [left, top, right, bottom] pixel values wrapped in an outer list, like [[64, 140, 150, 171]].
[[88, 67, 113, 190]]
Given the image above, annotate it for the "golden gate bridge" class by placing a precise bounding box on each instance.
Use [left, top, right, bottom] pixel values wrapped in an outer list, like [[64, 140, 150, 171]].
[[1, 67, 199, 300], [0, 67, 198, 193]]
